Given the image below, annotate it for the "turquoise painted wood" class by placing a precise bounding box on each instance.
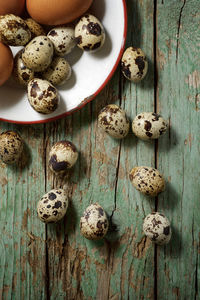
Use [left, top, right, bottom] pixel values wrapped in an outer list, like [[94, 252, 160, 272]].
[[0, 0, 199, 299], [157, 0, 200, 299]]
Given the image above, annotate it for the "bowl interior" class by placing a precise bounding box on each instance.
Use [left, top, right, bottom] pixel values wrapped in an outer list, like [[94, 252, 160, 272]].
[[0, 0, 126, 123]]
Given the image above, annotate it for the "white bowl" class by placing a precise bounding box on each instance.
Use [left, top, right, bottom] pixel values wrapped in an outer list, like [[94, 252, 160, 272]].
[[0, 0, 127, 124]]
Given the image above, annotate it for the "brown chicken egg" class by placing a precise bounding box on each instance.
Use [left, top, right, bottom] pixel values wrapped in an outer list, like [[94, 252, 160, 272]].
[[26, 0, 93, 26], [0, 0, 25, 16], [0, 42, 13, 86]]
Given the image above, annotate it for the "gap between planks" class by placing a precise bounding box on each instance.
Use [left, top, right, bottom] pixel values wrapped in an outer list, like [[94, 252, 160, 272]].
[[154, 0, 158, 300]]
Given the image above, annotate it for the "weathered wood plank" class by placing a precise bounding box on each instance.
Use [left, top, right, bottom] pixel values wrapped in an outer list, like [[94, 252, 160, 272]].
[[0, 0, 199, 299], [0, 124, 47, 300], [45, 0, 156, 299], [156, 0, 200, 299]]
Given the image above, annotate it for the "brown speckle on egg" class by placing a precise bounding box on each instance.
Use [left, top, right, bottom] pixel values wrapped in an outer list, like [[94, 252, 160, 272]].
[[13, 49, 35, 87], [129, 166, 165, 196], [0, 131, 23, 164], [22, 36, 54, 72], [121, 47, 148, 82], [48, 141, 78, 175], [98, 104, 130, 139], [27, 78, 60, 114], [37, 189, 68, 223], [132, 112, 168, 140], [0, 14, 31, 46], [143, 212, 171, 245], [75, 14, 105, 52], [80, 203, 108, 240], [41, 57, 71, 86], [47, 27, 76, 56]]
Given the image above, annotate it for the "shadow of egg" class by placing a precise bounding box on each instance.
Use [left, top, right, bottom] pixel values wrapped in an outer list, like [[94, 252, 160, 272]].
[[0, 77, 26, 109], [89, 0, 106, 20], [66, 46, 83, 66], [59, 69, 77, 91], [55, 94, 67, 114], [91, 29, 112, 59]]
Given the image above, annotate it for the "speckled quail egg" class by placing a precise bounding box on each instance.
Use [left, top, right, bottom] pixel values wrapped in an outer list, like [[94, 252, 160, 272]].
[[27, 78, 60, 114], [121, 47, 148, 82], [0, 131, 23, 164], [37, 189, 68, 223], [41, 57, 71, 86], [129, 166, 165, 196], [22, 35, 54, 72], [25, 18, 46, 39], [98, 104, 130, 139], [80, 203, 109, 240], [132, 112, 168, 140], [0, 14, 31, 46], [49, 141, 78, 175], [13, 49, 35, 86], [75, 14, 105, 52], [47, 27, 76, 56], [143, 212, 172, 245]]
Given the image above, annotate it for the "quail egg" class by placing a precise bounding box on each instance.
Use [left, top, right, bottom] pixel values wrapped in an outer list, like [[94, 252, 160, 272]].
[[25, 18, 46, 39], [49, 141, 78, 175], [75, 14, 105, 52], [47, 27, 76, 56], [27, 78, 60, 114], [0, 131, 23, 164], [132, 112, 168, 140], [129, 166, 165, 196], [37, 189, 68, 223], [41, 57, 71, 86], [143, 212, 172, 245], [0, 14, 31, 46], [22, 35, 54, 72], [121, 47, 148, 82], [80, 203, 109, 240], [98, 104, 130, 139], [13, 49, 35, 86]]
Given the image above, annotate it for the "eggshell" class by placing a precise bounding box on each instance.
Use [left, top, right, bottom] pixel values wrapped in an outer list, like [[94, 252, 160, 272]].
[[48, 141, 78, 175], [80, 203, 109, 240], [27, 78, 60, 114], [121, 47, 148, 82], [75, 14, 105, 52], [0, 14, 31, 46], [98, 104, 130, 139], [143, 212, 172, 245], [129, 166, 165, 196], [26, 0, 93, 25], [37, 189, 68, 223], [0, 131, 23, 164], [13, 49, 34, 86], [0, 0, 25, 16], [0, 42, 13, 86], [47, 27, 76, 56], [25, 18, 46, 39], [132, 112, 168, 140], [22, 36, 54, 72], [41, 57, 71, 86]]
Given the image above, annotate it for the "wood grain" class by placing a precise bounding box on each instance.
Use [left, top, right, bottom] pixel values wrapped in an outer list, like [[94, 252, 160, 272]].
[[156, 0, 200, 299], [0, 0, 199, 299], [0, 124, 46, 299]]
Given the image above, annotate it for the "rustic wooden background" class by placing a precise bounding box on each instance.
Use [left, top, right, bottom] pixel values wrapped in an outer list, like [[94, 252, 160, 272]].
[[0, 0, 200, 299]]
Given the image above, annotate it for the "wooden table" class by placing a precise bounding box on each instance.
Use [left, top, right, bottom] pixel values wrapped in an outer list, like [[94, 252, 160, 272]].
[[0, 0, 199, 299]]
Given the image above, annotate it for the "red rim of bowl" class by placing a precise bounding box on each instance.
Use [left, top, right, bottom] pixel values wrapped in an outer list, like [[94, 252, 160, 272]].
[[0, 0, 127, 124]]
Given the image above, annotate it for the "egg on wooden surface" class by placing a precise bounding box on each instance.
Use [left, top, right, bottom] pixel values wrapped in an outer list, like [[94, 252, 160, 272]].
[[0, 0, 25, 16], [26, 0, 93, 26], [0, 42, 14, 86]]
